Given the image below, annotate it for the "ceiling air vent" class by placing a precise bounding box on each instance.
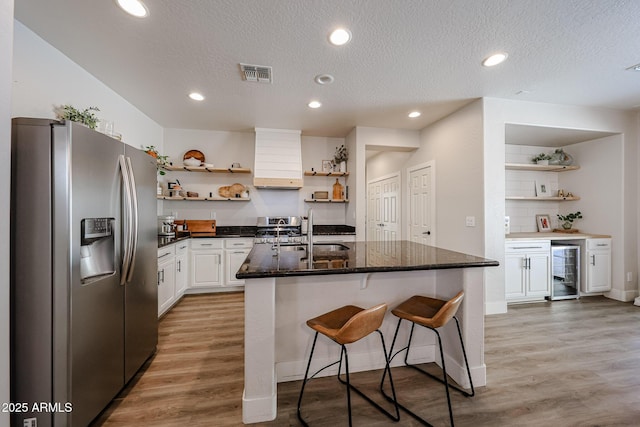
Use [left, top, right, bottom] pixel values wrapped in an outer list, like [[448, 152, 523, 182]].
[[239, 64, 273, 83]]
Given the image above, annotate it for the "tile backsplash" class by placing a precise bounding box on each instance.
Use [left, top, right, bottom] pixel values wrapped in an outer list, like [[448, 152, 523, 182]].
[[506, 144, 562, 232]]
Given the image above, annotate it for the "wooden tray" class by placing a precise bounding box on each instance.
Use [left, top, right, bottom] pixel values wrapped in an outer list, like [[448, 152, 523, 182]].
[[186, 220, 216, 233], [552, 228, 580, 233]]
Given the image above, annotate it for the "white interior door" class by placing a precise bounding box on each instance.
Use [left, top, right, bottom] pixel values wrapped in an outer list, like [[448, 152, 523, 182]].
[[408, 163, 434, 245], [367, 173, 400, 243]]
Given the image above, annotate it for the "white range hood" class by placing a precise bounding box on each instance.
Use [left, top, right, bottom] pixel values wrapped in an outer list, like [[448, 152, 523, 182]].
[[253, 128, 303, 189]]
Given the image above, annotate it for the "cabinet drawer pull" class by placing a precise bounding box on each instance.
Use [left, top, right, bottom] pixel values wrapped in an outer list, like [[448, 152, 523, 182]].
[[514, 246, 544, 250], [232, 251, 245, 254], [596, 244, 608, 247], [179, 245, 188, 250], [158, 252, 172, 259], [200, 243, 213, 246]]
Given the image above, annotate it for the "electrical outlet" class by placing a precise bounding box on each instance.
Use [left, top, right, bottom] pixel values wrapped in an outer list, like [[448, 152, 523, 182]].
[[210, 211, 216, 220], [627, 272, 633, 282], [23, 418, 37, 427], [465, 216, 476, 227]]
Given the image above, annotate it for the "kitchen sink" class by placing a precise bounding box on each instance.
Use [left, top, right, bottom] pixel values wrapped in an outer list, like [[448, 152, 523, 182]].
[[275, 243, 350, 253], [313, 243, 349, 251], [276, 244, 307, 251]]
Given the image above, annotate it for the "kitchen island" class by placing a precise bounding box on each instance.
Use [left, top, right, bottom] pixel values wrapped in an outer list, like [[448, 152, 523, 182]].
[[237, 240, 498, 424]]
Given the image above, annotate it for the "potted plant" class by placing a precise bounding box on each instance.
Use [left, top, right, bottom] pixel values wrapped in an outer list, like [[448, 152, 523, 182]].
[[532, 153, 551, 165], [334, 145, 348, 172], [557, 211, 582, 230], [143, 145, 170, 175], [56, 105, 100, 129]]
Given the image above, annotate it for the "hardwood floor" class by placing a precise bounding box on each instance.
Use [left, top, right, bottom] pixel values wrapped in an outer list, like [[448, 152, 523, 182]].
[[93, 293, 640, 426]]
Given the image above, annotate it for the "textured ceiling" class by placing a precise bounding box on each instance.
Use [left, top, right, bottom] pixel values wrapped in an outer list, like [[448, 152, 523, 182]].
[[13, 0, 640, 138]]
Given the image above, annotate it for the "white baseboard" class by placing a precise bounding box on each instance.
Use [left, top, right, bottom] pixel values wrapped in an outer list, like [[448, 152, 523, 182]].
[[485, 300, 507, 315], [605, 288, 638, 302], [242, 389, 277, 424]]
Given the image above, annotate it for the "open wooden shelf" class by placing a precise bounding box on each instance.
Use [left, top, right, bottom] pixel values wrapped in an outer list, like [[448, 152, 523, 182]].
[[505, 196, 580, 201], [505, 163, 580, 172], [161, 165, 251, 174], [157, 196, 251, 201], [303, 199, 349, 203], [304, 171, 349, 177]]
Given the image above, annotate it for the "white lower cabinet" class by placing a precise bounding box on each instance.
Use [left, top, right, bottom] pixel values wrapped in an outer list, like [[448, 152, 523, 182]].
[[505, 240, 551, 302], [174, 241, 189, 296], [584, 238, 612, 293], [224, 238, 253, 287], [190, 239, 224, 288], [157, 245, 176, 316]]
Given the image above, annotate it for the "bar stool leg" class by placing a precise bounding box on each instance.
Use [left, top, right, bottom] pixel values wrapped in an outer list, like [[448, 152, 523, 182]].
[[342, 345, 353, 427], [434, 328, 454, 427], [300, 330, 400, 426], [382, 315, 474, 427], [297, 332, 319, 427], [453, 317, 475, 397]]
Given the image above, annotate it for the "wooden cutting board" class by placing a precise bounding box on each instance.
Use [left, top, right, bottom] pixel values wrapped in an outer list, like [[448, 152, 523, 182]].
[[186, 220, 216, 234]]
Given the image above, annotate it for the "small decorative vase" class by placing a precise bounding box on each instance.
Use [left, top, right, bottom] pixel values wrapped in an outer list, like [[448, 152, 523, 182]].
[[339, 161, 346, 172], [562, 222, 573, 230]]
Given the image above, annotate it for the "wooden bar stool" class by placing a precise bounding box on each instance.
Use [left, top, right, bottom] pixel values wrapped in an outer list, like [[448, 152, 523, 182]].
[[381, 291, 474, 426], [297, 303, 400, 426]]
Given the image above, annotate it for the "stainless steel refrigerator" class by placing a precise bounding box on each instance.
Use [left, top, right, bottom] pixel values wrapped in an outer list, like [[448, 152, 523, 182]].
[[10, 118, 158, 426]]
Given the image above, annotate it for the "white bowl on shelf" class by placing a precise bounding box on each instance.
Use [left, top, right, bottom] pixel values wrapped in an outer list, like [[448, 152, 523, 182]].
[[183, 157, 201, 166]]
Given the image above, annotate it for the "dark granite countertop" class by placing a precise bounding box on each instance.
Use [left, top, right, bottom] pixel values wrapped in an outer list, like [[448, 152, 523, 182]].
[[158, 224, 355, 248], [157, 226, 257, 248], [236, 240, 498, 279], [158, 233, 190, 248], [313, 225, 356, 235]]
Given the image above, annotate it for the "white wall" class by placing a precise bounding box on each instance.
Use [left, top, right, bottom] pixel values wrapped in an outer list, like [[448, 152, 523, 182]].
[[345, 128, 359, 233], [484, 98, 638, 313], [12, 21, 162, 149], [161, 128, 347, 225], [407, 100, 485, 256], [506, 144, 566, 232], [352, 127, 420, 241], [560, 135, 630, 298], [1, 2, 14, 425]]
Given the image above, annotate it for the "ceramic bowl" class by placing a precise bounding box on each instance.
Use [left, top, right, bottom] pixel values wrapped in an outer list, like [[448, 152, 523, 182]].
[[183, 157, 201, 166]]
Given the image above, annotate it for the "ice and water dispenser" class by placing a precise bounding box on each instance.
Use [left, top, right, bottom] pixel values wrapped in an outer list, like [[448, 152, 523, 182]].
[[80, 218, 116, 284]]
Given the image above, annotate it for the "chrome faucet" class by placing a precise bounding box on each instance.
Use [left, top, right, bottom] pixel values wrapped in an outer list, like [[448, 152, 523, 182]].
[[272, 218, 286, 254], [307, 208, 314, 257]]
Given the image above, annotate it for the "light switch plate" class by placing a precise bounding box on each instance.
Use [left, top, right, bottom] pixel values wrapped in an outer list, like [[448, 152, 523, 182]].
[[466, 216, 476, 227]]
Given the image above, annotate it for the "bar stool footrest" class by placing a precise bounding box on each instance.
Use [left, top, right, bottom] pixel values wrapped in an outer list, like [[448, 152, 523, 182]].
[[337, 373, 400, 422], [405, 362, 475, 397]]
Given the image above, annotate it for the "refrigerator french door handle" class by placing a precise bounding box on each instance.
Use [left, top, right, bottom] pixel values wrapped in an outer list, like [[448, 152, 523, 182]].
[[125, 157, 139, 282], [119, 155, 133, 285]]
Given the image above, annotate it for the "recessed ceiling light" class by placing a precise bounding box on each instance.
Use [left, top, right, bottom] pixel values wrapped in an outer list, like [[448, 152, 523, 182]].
[[308, 101, 322, 109], [482, 52, 508, 67], [115, 0, 149, 18], [329, 28, 352, 46], [189, 92, 205, 101], [408, 111, 421, 118], [314, 74, 335, 85]]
